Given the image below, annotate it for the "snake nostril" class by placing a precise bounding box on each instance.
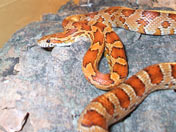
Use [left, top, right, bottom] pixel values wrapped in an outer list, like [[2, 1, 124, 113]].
[[46, 39, 50, 43]]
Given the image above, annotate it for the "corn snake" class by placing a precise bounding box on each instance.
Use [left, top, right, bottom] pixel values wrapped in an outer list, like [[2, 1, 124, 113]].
[[38, 6, 176, 132]]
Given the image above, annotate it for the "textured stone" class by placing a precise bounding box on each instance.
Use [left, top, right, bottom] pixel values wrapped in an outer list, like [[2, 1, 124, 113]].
[[153, 0, 176, 9], [0, 108, 28, 132]]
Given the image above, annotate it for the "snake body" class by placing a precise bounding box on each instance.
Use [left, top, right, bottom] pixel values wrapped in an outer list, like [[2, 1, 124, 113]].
[[77, 62, 176, 132], [37, 7, 176, 132]]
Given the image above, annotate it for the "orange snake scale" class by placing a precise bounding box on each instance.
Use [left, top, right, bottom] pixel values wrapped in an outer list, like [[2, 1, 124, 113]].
[[37, 7, 176, 132]]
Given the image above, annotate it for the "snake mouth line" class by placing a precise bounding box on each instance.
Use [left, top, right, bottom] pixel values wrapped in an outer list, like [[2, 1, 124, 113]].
[[38, 42, 72, 47]]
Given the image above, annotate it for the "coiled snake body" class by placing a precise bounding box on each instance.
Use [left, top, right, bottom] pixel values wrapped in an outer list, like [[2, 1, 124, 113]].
[[38, 7, 176, 132]]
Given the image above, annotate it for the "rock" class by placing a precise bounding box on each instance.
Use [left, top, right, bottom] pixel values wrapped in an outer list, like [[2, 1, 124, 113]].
[[0, 108, 29, 132], [0, 0, 176, 132]]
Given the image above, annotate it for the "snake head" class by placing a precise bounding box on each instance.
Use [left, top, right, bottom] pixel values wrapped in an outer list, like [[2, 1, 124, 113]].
[[37, 29, 79, 48]]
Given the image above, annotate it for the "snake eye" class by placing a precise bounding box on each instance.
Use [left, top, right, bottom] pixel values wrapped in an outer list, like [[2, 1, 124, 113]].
[[46, 39, 50, 43]]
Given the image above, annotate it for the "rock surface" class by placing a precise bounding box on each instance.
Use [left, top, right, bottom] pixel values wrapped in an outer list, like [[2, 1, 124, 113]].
[[0, 0, 176, 132]]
